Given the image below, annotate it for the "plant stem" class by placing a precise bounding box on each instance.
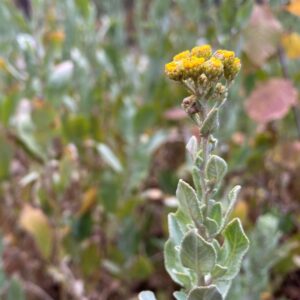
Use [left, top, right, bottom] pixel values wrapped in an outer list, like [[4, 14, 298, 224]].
[[198, 98, 211, 221], [194, 98, 212, 241], [201, 135, 210, 221], [197, 273, 205, 286]]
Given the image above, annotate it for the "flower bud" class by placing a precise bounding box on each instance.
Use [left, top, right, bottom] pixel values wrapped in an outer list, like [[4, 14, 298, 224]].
[[213, 49, 235, 66], [164, 61, 183, 81], [191, 45, 212, 60], [224, 58, 241, 81], [181, 56, 205, 79], [214, 82, 227, 98], [182, 95, 195, 107], [182, 95, 198, 114], [198, 73, 208, 87], [202, 57, 224, 80], [173, 50, 190, 61]]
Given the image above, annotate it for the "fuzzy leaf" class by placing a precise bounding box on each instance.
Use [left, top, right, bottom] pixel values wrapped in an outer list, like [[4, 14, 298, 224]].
[[173, 209, 192, 234], [205, 218, 219, 236], [201, 108, 219, 136], [205, 155, 227, 189], [188, 286, 223, 300], [168, 213, 185, 246], [212, 239, 222, 260], [180, 230, 216, 275], [176, 180, 203, 223], [218, 218, 249, 280], [164, 240, 191, 287], [223, 185, 241, 226], [210, 202, 222, 226], [139, 291, 157, 300], [186, 136, 198, 160], [174, 291, 188, 300], [97, 143, 123, 173], [195, 150, 203, 166], [19, 205, 53, 259], [215, 281, 232, 299], [192, 166, 203, 199], [211, 264, 228, 279]]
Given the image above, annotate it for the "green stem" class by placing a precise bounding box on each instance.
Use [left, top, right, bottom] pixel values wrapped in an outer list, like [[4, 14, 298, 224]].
[[201, 135, 210, 221], [197, 273, 205, 286], [197, 99, 211, 222]]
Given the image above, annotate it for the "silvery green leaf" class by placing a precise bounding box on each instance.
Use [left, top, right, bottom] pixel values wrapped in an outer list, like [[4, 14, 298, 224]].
[[192, 166, 202, 199], [187, 285, 223, 300], [174, 291, 187, 300], [211, 264, 228, 279], [180, 230, 216, 275], [210, 202, 222, 227], [48, 61, 74, 89], [212, 239, 222, 260], [176, 180, 203, 224], [186, 136, 198, 160], [205, 155, 227, 190], [201, 108, 219, 136], [138, 291, 157, 300], [96, 143, 123, 173], [168, 213, 185, 246], [214, 280, 232, 299], [218, 185, 241, 233], [14, 100, 45, 162], [205, 217, 219, 236], [195, 150, 203, 167], [173, 209, 192, 234], [218, 218, 249, 280], [164, 239, 192, 288]]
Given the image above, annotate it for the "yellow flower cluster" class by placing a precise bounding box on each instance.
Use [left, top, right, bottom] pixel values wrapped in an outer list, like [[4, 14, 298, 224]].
[[165, 45, 241, 82], [191, 45, 212, 60], [213, 50, 241, 81]]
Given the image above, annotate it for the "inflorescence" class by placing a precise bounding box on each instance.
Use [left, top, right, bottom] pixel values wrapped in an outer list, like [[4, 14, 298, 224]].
[[165, 45, 241, 121], [165, 44, 241, 95]]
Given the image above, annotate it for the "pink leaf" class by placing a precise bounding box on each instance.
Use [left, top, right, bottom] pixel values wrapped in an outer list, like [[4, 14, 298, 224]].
[[164, 107, 186, 120], [245, 78, 298, 124], [243, 4, 282, 66]]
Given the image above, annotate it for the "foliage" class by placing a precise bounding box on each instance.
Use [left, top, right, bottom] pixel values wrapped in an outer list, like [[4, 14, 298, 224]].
[[227, 214, 295, 300], [140, 45, 249, 299], [0, 238, 25, 300], [0, 0, 299, 299]]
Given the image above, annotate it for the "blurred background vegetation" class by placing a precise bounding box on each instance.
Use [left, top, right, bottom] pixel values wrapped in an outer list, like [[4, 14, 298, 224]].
[[0, 0, 300, 299]]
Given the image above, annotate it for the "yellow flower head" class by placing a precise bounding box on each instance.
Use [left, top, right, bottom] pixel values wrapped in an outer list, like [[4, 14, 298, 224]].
[[202, 57, 224, 79], [224, 57, 241, 81], [181, 56, 205, 78], [165, 45, 240, 83], [173, 50, 190, 61], [165, 61, 183, 81], [213, 49, 235, 65], [191, 44, 212, 60]]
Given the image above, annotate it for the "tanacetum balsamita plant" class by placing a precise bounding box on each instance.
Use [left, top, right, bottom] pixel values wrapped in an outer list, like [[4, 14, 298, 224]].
[[139, 45, 249, 300]]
